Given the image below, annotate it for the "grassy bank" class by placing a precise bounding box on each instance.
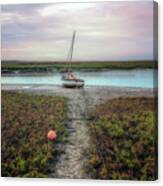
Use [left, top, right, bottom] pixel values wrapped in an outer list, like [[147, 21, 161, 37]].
[[1, 91, 68, 177], [87, 97, 157, 180], [1, 61, 156, 73]]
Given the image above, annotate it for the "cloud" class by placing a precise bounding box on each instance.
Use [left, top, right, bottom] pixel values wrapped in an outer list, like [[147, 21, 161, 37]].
[[1, 2, 154, 61], [38, 3, 95, 16]]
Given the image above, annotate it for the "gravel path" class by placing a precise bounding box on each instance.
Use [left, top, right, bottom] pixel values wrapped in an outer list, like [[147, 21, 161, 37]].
[[50, 89, 90, 179], [1, 84, 155, 179]]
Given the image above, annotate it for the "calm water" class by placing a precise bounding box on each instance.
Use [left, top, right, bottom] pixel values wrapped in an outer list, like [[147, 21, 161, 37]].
[[1, 69, 157, 88]]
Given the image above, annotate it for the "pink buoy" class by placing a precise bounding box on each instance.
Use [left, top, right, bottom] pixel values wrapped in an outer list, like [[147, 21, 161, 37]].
[[47, 130, 57, 141]]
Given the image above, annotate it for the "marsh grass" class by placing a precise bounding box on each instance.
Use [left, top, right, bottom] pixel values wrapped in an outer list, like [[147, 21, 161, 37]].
[[1, 91, 68, 177], [87, 97, 157, 180]]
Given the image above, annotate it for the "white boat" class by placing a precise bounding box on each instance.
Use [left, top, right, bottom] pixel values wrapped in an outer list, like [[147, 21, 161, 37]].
[[62, 31, 85, 88], [62, 79, 84, 88]]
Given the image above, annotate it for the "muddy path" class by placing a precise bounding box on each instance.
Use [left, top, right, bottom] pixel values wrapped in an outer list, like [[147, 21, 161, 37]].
[[49, 89, 91, 179]]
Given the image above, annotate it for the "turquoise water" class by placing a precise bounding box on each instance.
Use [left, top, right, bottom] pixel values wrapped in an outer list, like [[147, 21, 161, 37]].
[[1, 69, 157, 88]]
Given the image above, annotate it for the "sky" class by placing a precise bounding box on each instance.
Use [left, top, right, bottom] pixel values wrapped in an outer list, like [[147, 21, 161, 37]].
[[1, 2, 154, 61]]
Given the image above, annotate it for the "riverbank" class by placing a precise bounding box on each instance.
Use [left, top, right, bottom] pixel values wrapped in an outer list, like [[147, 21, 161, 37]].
[[2, 61, 156, 74], [1, 84, 155, 99], [1, 85, 156, 179]]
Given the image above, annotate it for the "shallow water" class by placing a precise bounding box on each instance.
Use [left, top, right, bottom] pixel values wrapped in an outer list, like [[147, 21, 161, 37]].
[[1, 69, 157, 88]]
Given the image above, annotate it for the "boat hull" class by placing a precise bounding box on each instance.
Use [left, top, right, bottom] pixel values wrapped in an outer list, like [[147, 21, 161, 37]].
[[62, 75, 84, 82], [62, 80, 84, 88]]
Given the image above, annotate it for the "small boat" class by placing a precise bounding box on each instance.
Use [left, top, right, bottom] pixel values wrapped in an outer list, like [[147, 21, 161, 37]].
[[62, 72, 84, 88], [62, 31, 85, 88]]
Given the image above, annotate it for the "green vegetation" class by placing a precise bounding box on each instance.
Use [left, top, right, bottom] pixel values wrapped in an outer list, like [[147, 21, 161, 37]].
[[1, 91, 68, 177], [87, 97, 157, 180], [1, 61, 156, 73]]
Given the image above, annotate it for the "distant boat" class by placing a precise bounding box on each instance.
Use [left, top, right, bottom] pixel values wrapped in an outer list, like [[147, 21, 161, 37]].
[[62, 31, 84, 88]]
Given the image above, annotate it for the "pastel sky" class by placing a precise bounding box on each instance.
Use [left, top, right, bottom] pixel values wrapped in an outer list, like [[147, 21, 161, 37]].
[[1, 1, 154, 61]]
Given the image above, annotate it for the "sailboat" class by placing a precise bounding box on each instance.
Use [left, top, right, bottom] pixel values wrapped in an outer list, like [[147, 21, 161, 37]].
[[62, 31, 85, 88]]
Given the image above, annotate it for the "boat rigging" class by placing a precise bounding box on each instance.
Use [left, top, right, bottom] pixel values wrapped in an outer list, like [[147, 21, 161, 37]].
[[62, 31, 84, 88]]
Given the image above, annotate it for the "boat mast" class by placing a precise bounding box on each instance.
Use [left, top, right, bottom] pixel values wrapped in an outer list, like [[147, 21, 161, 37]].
[[67, 31, 76, 72]]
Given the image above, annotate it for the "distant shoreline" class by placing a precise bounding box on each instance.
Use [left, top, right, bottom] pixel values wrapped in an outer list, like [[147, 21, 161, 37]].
[[1, 68, 155, 77], [1, 61, 157, 74]]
